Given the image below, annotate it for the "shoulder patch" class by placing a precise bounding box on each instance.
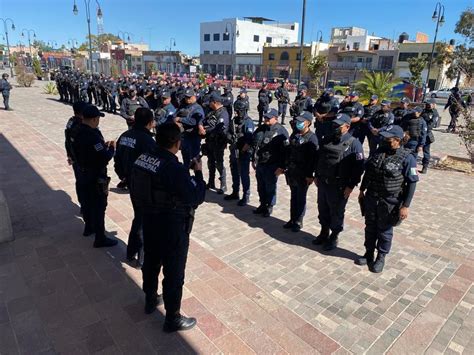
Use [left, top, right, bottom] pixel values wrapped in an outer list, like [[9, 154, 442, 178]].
[[94, 143, 104, 152], [356, 152, 364, 160], [410, 167, 418, 176]]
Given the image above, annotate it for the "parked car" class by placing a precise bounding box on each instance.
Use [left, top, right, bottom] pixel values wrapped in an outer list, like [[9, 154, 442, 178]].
[[429, 88, 451, 99]]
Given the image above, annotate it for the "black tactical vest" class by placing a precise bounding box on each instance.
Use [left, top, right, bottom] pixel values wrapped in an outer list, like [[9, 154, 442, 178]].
[[287, 131, 314, 172], [127, 99, 143, 116], [317, 136, 355, 180], [365, 148, 411, 197], [407, 118, 421, 140]]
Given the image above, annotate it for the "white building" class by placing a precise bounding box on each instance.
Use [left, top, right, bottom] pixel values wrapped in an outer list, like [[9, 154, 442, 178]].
[[200, 17, 299, 77]]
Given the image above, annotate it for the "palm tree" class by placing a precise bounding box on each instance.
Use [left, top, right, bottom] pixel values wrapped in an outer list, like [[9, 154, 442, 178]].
[[355, 71, 402, 102]]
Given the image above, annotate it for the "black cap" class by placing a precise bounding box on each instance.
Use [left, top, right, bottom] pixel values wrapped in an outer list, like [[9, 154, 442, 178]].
[[161, 89, 171, 98], [379, 125, 404, 139], [209, 92, 222, 103], [240, 87, 248, 93], [83, 105, 105, 119], [333, 113, 351, 126], [400, 97, 410, 104], [381, 99, 391, 106], [295, 111, 313, 122], [73, 101, 88, 114], [413, 106, 423, 113], [263, 108, 278, 119], [349, 91, 359, 97], [184, 88, 196, 97]]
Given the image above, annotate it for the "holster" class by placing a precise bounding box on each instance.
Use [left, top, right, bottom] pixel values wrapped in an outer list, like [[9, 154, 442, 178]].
[[96, 177, 111, 197], [185, 208, 196, 234]]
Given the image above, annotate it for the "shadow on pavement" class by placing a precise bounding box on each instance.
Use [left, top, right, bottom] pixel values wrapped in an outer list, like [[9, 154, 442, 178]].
[[205, 189, 359, 262], [0, 133, 198, 354]]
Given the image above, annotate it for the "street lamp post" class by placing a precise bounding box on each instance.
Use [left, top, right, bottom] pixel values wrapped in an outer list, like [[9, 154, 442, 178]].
[[423, 2, 445, 101], [297, 0, 307, 87], [225, 22, 239, 81], [21, 28, 36, 66], [68, 38, 78, 49], [0, 18, 15, 77], [169, 37, 176, 52], [316, 30, 323, 43], [73, 0, 103, 73], [118, 31, 133, 43]]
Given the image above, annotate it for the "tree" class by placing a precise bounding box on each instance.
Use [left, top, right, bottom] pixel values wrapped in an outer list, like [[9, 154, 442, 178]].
[[306, 55, 328, 96], [78, 33, 121, 52], [408, 55, 428, 88], [14, 62, 35, 87], [355, 71, 402, 101], [32, 57, 43, 78], [455, 7, 474, 44], [33, 40, 53, 52]]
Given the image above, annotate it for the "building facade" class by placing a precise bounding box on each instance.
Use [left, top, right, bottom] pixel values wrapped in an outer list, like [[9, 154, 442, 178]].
[[142, 51, 187, 75], [200, 17, 299, 77], [330, 27, 367, 47]]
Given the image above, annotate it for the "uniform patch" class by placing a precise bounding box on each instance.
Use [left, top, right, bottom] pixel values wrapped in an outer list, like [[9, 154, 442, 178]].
[[94, 143, 104, 151], [410, 167, 418, 176], [356, 152, 364, 160]]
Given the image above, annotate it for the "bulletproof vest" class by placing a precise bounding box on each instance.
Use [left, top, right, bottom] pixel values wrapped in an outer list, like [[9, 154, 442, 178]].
[[363, 104, 380, 119], [258, 90, 270, 105], [234, 100, 248, 118], [130, 153, 185, 212], [371, 111, 390, 129], [406, 117, 421, 140], [365, 148, 411, 197], [290, 97, 309, 117], [422, 110, 437, 132], [183, 103, 203, 135], [127, 99, 143, 116], [256, 125, 283, 164], [317, 136, 356, 180], [206, 107, 227, 142], [287, 131, 314, 175]]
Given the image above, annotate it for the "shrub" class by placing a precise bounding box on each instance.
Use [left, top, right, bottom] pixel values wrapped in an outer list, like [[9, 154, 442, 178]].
[[43, 82, 58, 95]]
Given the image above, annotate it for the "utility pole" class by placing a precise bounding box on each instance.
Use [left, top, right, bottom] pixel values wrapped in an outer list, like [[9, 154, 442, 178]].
[[297, 0, 307, 87]]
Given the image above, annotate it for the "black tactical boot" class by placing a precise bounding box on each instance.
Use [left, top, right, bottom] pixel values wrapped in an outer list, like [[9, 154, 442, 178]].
[[83, 226, 94, 237], [283, 221, 294, 229], [291, 222, 303, 233], [216, 177, 227, 195], [253, 205, 266, 214], [371, 253, 386, 273], [262, 205, 273, 218], [312, 226, 330, 245], [322, 232, 339, 251], [163, 313, 197, 332], [420, 165, 428, 174], [206, 181, 216, 190], [144, 294, 164, 314], [355, 250, 375, 266], [93, 236, 118, 248], [224, 191, 239, 200]]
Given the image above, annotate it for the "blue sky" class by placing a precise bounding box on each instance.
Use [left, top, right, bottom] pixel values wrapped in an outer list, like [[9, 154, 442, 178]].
[[1, 0, 471, 56]]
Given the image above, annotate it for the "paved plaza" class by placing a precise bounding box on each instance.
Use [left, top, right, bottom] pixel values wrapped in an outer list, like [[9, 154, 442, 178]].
[[0, 79, 473, 354]]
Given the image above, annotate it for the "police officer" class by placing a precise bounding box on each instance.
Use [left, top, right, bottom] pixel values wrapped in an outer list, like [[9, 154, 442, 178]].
[[130, 123, 206, 331], [221, 86, 234, 118], [313, 113, 365, 250], [393, 97, 410, 125], [314, 89, 339, 116], [0, 73, 13, 110], [121, 85, 150, 128], [154, 89, 176, 127], [234, 87, 250, 116], [314, 101, 338, 143], [203, 92, 229, 194], [225, 99, 255, 206], [65, 101, 88, 213], [253, 108, 289, 217], [275, 81, 290, 125], [367, 100, 394, 156], [445, 87, 466, 133], [280, 112, 319, 232], [114, 108, 157, 265], [174, 88, 205, 168], [290, 85, 313, 119], [257, 82, 273, 126], [107, 78, 119, 114], [357, 125, 418, 273], [362, 95, 381, 145], [72, 105, 118, 248], [420, 98, 439, 174], [400, 106, 427, 157], [344, 91, 365, 143]]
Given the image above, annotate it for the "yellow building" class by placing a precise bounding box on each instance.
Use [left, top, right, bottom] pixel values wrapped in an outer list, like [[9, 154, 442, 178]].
[[262, 42, 328, 83], [394, 42, 455, 90]]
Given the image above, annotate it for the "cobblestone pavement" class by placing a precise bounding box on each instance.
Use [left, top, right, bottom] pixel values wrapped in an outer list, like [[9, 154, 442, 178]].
[[0, 79, 472, 354]]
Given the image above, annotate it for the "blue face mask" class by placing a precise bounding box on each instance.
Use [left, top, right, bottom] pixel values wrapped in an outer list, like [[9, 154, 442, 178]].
[[295, 121, 305, 131]]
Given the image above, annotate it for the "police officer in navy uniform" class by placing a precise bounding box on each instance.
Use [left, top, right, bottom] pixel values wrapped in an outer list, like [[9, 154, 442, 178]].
[[114, 108, 157, 265], [445, 87, 466, 133], [420, 98, 439, 174], [313, 99, 338, 143], [130, 123, 206, 332], [393, 97, 410, 125], [253, 108, 289, 217], [154, 89, 176, 127], [0, 73, 13, 110], [174, 88, 205, 168], [313, 113, 365, 250], [225, 99, 255, 206], [121, 85, 150, 128], [362, 95, 380, 145], [257, 82, 273, 126], [344, 91, 365, 143], [222, 86, 234, 118], [400, 106, 427, 157], [279, 112, 319, 232], [234, 87, 250, 116], [72, 105, 118, 248], [203, 92, 230, 194], [367, 100, 394, 156], [357, 125, 418, 273], [65, 101, 88, 213], [275, 81, 290, 125], [290, 85, 313, 119]]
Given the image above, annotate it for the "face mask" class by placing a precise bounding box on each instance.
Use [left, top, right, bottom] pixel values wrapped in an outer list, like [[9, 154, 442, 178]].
[[332, 126, 343, 140], [295, 121, 305, 131]]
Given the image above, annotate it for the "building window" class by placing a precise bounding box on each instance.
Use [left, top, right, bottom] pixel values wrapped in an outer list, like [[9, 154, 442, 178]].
[[204, 50, 210, 54], [353, 42, 360, 50], [204, 34, 210, 41], [291, 25, 295, 30], [280, 51, 289, 61], [296, 53, 302, 61], [284, 39, 289, 44], [398, 52, 418, 62], [223, 50, 230, 55], [268, 53, 275, 60], [213, 50, 219, 54], [213, 33, 220, 41], [223, 33, 230, 41], [266, 37, 272, 44], [421, 52, 437, 58], [253, 35, 260, 42], [378, 56, 394, 70], [203, 64, 209, 72]]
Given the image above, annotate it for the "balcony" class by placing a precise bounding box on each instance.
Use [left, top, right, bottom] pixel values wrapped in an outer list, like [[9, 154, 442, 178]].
[[329, 62, 372, 70]]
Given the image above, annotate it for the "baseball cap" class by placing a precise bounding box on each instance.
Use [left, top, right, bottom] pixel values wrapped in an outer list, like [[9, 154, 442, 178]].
[[370, 94, 378, 100], [379, 125, 404, 139], [83, 105, 105, 119], [381, 100, 391, 106], [333, 113, 351, 126], [209, 92, 222, 103], [239, 87, 248, 93], [400, 97, 410, 104], [425, 98, 436, 104], [349, 91, 359, 97], [161, 89, 171, 98], [184, 88, 196, 97], [324, 88, 334, 94], [295, 111, 313, 122], [73, 101, 88, 114], [413, 106, 423, 113], [298, 85, 308, 91], [263, 108, 279, 119]]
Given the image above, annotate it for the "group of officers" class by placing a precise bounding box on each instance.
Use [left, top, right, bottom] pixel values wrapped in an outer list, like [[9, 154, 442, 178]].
[[64, 74, 448, 333]]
